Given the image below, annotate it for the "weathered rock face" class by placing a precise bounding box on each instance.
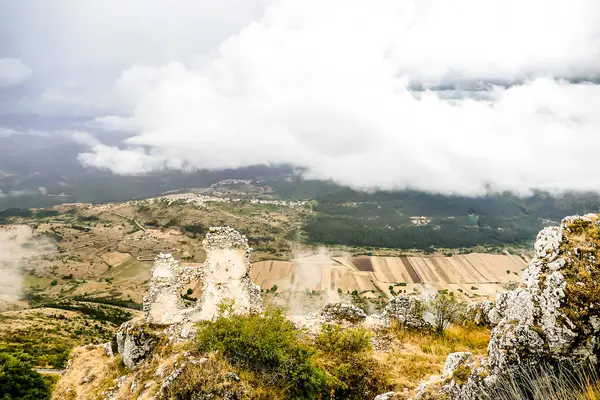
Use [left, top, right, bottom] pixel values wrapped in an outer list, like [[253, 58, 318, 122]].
[[487, 215, 600, 376], [437, 352, 489, 400], [464, 300, 494, 327], [115, 319, 158, 370], [382, 294, 430, 330], [432, 214, 600, 399], [321, 302, 367, 323], [142, 226, 262, 326]]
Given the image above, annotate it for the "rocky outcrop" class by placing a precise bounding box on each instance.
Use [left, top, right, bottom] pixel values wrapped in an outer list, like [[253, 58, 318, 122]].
[[115, 319, 158, 370], [382, 294, 430, 330], [321, 302, 368, 323], [464, 300, 494, 327], [428, 214, 600, 399], [437, 352, 489, 400]]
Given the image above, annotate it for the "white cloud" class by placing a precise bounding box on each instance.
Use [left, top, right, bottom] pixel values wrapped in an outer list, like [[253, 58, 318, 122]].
[[0, 127, 17, 138], [3, 0, 600, 195], [0, 0, 272, 115], [77, 0, 600, 195], [0, 58, 32, 88]]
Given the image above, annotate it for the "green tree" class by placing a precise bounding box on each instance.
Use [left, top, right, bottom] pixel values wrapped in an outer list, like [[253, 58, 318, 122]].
[[0, 354, 52, 400], [427, 291, 465, 335]]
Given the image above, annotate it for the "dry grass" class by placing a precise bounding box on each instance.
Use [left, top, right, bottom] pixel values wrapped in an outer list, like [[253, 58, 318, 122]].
[[379, 324, 490, 391], [52, 346, 125, 400], [166, 352, 278, 400], [485, 362, 600, 400]]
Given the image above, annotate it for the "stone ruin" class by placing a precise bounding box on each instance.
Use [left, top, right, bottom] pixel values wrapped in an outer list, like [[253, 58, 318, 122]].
[[421, 214, 600, 399], [289, 294, 429, 335], [143, 226, 262, 326], [111, 227, 263, 370]]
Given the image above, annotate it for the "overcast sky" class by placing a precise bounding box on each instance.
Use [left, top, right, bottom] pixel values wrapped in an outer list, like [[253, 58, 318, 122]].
[[1, 0, 600, 195]]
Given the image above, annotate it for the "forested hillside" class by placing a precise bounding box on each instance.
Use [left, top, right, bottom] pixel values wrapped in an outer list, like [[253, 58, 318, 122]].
[[291, 183, 600, 250]]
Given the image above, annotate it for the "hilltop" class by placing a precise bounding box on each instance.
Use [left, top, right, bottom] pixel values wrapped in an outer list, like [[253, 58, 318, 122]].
[[50, 216, 600, 399]]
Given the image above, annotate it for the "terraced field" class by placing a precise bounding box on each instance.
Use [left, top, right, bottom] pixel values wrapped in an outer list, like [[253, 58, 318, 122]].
[[251, 252, 529, 300]]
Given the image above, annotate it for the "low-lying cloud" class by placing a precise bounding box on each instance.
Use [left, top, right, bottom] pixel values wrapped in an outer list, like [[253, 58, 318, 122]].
[[76, 0, 600, 195], [4, 0, 600, 195], [0, 226, 55, 311]]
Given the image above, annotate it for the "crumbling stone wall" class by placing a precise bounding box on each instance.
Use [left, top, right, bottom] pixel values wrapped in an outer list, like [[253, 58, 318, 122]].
[[194, 227, 262, 320], [143, 253, 197, 325], [321, 302, 367, 323], [142, 227, 262, 325]]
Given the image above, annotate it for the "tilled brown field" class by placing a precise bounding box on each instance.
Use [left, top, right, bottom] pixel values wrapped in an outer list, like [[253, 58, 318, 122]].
[[251, 252, 527, 300]]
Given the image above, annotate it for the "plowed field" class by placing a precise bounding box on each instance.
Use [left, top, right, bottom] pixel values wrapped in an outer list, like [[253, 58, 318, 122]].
[[251, 252, 527, 300]]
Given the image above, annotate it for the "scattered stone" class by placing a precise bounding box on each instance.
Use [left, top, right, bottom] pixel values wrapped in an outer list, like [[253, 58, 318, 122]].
[[102, 340, 117, 357], [226, 372, 241, 382]]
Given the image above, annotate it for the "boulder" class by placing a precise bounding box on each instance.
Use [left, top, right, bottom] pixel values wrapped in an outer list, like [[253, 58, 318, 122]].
[[115, 319, 158, 369], [321, 302, 367, 323], [382, 294, 430, 330], [464, 300, 494, 327]]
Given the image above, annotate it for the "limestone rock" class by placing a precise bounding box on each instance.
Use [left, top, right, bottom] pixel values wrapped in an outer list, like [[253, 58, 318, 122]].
[[464, 300, 494, 327], [321, 302, 367, 323], [438, 352, 489, 400], [433, 214, 600, 399], [103, 340, 117, 357], [382, 294, 430, 330], [115, 319, 157, 369]]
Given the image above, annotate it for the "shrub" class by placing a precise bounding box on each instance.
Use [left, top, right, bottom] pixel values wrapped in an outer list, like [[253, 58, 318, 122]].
[[186, 288, 193, 295], [0, 354, 51, 400], [50, 280, 57, 286], [314, 324, 390, 399], [195, 304, 325, 399]]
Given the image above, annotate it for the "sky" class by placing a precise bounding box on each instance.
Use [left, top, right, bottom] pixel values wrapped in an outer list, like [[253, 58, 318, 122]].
[[1, 0, 600, 195]]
